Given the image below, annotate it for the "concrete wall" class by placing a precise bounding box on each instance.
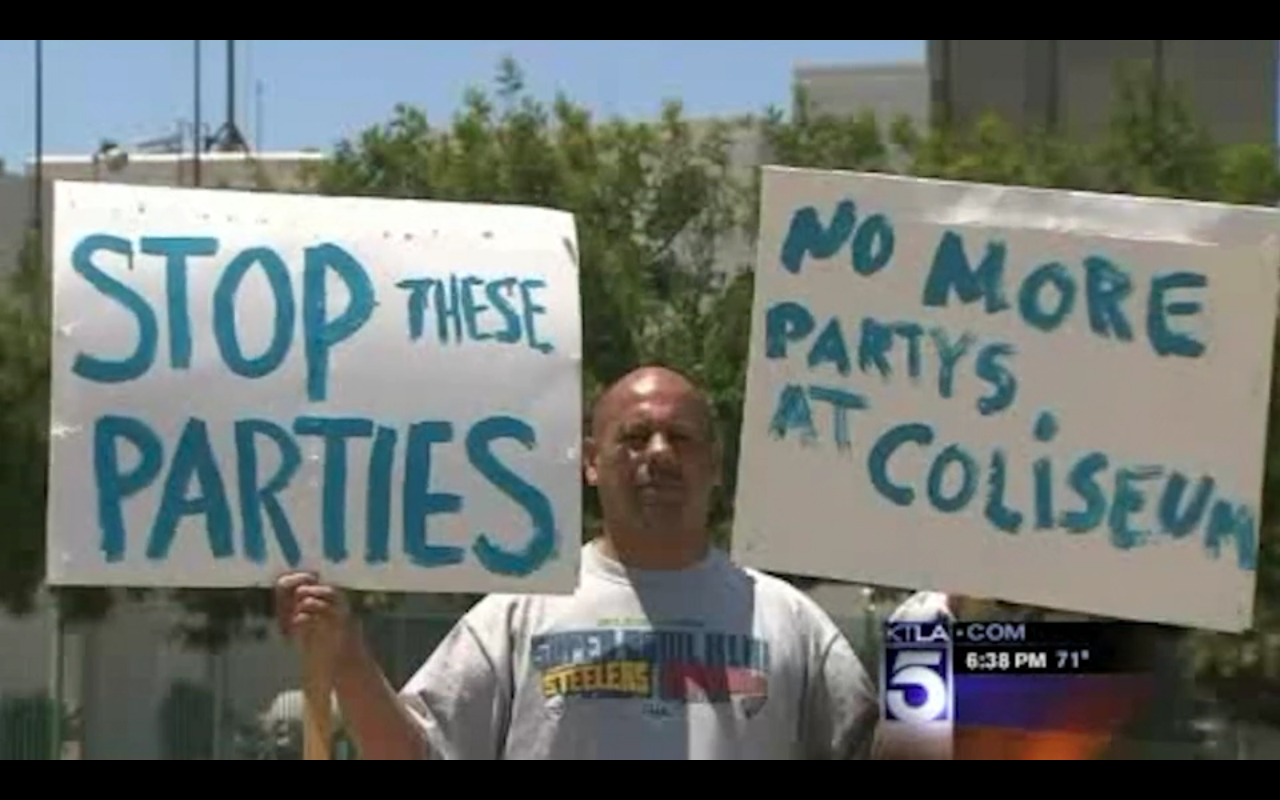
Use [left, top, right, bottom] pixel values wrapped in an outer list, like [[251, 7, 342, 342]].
[[793, 61, 929, 130], [930, 39, 1279, 146], [31, 150, 324, 192], [0, 151, 323, 281], [0, 173, 35, 277], [1160, 40, 1279, 147], [0, 592, 465, 759]]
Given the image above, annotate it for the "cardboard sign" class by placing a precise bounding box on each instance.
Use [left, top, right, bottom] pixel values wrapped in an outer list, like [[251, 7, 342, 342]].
[[46, 181, 583, 594], [733, 166, 1280, 632]]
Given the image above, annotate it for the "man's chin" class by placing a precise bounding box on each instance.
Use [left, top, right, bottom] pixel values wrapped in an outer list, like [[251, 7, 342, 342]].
[[635, 500, 687, 528]]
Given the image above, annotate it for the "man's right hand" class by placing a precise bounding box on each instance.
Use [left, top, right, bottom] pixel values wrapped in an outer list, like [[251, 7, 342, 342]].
[[273, 572, 428, 759], [274, 572, 357, 671]]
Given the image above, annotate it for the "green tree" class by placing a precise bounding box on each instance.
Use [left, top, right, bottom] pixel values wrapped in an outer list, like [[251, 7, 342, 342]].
[[309, 57, 754, 543], [0, 228, 49, 616], [0, 227, 119, 624]]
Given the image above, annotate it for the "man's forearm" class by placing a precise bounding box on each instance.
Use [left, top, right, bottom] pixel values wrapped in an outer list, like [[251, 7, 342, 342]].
[[332, 626, 429, 760]]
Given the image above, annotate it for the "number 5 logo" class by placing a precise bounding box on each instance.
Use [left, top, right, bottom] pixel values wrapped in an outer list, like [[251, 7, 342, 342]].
[[885, 650, 949, 723]]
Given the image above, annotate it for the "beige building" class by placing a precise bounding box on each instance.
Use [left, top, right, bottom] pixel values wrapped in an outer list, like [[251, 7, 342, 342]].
[[793, 61, 929, 127], [790, 41, 1279, 149], [32, 148, 324, 192], [929, 39, 1279, 146], [0, 173, 33, 273], [0, 150, 323, 279]]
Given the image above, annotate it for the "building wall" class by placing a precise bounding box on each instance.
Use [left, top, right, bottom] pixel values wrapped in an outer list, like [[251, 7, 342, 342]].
[[930, 39, 1279, 146], [0, 174, 35, 276], [0, 151, 323, 274], [0, 593, 462, 759], [685, 117, 770, 278], [792, 61, 929, 129], [1160, 39, 1279, 146], [31, 150, 324, 192]]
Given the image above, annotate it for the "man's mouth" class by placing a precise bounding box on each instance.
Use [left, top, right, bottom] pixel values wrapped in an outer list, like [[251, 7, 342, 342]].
[[638, 479, 683, 495]]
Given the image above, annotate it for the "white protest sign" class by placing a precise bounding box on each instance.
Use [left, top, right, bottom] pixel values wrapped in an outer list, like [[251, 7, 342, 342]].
[[46, 180, 582, 594], [733, 166, 1280, 633]]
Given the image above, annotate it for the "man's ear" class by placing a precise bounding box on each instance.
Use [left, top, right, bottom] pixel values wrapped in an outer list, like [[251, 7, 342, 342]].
[[583, 437, 600, 486]]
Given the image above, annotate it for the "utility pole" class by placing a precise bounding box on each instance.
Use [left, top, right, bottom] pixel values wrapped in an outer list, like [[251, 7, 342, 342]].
[[194, 40, 203, 186], [35, 37, 62, 765], [33, 40, 44, 231], [208, 40, 248, 152]]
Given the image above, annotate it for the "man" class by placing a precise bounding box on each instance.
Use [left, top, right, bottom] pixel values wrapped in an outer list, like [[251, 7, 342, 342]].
[[276, 366, 881, 759]]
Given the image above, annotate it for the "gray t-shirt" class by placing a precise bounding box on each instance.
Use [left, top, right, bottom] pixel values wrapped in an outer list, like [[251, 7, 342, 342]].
[[399, 539, 879, 760]]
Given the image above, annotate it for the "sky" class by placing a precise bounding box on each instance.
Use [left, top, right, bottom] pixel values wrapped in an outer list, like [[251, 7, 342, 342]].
[[0, 40, 925, 170]]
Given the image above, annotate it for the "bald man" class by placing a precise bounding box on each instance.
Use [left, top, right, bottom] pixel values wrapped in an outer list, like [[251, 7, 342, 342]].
[[275, 366, 880, 760]]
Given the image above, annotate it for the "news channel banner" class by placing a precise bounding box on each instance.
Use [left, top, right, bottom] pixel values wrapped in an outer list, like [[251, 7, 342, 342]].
[[881, 617, 1159, 742]]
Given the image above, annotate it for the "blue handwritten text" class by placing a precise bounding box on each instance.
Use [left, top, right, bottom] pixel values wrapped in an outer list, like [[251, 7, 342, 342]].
[[762, 199, 1248, 570], [773, 404, 1255, 571], [765, 305, 1018, 417], [780, 201, 1210, 359], [396, 273, 554, 353], [70, 234, 376, 401], [92, 413, 558, 576]]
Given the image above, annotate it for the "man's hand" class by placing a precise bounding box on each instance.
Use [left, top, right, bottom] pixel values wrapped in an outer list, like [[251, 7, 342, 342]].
[[273, 572, 431, 759], [274, 572, 357, 671]]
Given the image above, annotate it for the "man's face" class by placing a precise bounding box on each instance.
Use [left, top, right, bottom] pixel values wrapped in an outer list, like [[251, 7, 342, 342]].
[[584, 370, 720, 535]]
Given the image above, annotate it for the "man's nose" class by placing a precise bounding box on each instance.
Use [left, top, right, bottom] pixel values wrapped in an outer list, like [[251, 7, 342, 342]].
[[644, 432, 675, 460]]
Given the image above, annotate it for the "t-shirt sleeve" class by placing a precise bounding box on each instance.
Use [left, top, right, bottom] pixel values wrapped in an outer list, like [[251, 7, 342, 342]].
[[802, 630, 880, 760], [397, 599, 514, 760]]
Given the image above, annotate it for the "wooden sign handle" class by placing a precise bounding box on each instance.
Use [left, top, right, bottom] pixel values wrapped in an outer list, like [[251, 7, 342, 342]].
[[302, 637, 334, 761]]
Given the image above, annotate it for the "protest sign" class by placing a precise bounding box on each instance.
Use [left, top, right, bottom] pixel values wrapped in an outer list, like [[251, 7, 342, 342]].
[[733, 166, 1280, 632], [46, 180, 583, 595]]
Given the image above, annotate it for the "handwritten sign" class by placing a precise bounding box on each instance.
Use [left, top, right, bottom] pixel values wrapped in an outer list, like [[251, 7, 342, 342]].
[[45, 180, 582, 594], [732, 167, 1280, 632]]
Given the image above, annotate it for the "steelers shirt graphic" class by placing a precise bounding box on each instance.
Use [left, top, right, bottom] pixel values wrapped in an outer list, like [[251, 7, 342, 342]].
[[531, 623, 771, 719]]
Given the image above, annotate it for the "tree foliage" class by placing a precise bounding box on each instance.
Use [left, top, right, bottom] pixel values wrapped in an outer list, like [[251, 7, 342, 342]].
[[0, 228, 49, 616], [2, 55, 1279, 727], [308, 58, 755, 542]]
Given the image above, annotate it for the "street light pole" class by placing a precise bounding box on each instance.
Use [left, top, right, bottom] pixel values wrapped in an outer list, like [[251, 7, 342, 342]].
[[33, 40, 44, 232], [194, 40, 203, 187], [35, 42, 63, 761]]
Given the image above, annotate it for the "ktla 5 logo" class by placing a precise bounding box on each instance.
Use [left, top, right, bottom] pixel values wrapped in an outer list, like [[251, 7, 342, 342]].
[[884, 648, 952, 723]]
